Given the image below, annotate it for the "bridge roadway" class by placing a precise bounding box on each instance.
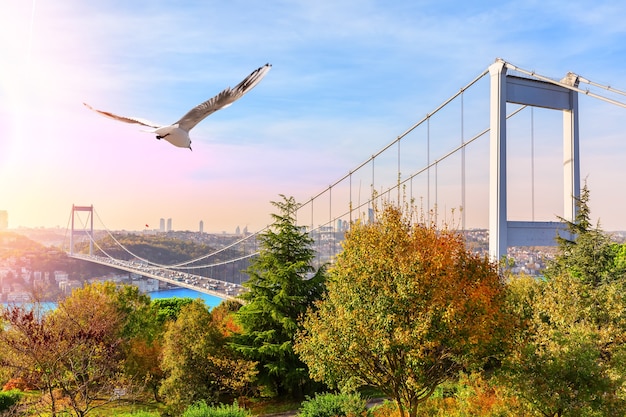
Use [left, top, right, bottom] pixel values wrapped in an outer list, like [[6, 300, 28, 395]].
[[69, 254, 243, 302]]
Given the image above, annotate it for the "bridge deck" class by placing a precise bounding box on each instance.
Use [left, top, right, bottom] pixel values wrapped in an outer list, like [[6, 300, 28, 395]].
[[69, 254, 243, 302]]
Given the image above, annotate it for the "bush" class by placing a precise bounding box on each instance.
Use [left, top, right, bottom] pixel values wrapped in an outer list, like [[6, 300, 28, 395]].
[[116, 412, 161, 417], [182, 401, 252, 417], [298, 392, 370, 417], [0, 390, 23, 412]]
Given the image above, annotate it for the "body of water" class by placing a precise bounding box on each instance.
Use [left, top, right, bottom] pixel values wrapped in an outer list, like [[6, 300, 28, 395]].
[[3, 288, 226, 312], [148, 287, 225, 309]]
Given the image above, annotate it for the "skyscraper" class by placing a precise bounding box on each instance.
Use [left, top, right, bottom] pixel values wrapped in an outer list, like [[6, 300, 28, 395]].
[[159, 218, 165, 232], [167, 218, 172, 232], [199, 220, 204, 233]]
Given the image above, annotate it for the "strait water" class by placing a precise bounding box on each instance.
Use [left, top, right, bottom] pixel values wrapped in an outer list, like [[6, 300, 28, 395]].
[[3, 288, 226, 312], [147, 287, 225, 309]]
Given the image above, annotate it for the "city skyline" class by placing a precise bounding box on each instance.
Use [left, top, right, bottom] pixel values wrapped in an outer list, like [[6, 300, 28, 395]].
[[2, 1, 626, 233]]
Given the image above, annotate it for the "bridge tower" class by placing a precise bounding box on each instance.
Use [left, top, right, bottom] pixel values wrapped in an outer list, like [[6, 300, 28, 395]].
[[489, 59, 580, 260], [70, 205, 94, 256]]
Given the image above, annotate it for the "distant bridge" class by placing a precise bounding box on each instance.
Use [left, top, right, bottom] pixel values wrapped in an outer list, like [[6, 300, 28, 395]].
[[67, 205, 249, 301], [69, 253, 244, 301]]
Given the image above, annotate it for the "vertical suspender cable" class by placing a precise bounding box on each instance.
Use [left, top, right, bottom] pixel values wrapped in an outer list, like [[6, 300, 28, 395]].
[[398, 139, 401, 203], [461, 91, 466, 230], [427, 116, 431, 222], [329, 186, 333, 259], [349, 172, 353, 225], [371, 157, 375, 211], [531, 107, 535, 221], [435, 161, 438, 225]]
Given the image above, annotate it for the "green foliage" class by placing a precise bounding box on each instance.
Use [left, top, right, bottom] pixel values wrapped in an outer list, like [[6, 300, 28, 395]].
[[116, 411, 161, 417], [159, 300, 257, 414], [151, 297, 195, 325], [295, 203, 509, 417], [547, 184, 618, 285], [181, 401, 252, 417], [159, 300, 222, 412], [502, 274, 626, 416], [88, 233, 218, 264], [0, 389, 23, 411], [499, 187, 626, 416], [396, 372, 529, 417], [0, 282, 162, 416], [298, 392, 370, 417], [233, 195, 326, 398]]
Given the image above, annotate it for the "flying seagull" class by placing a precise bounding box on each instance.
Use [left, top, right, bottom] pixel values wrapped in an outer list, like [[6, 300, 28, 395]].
[[84, 63, 271, 151]]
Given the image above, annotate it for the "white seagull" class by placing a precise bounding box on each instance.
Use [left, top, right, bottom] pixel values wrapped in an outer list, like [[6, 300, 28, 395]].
[[84, 63, 271, 151]]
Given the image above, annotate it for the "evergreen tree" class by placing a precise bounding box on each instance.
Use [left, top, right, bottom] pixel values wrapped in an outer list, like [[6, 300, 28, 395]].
[[547, 184, 618, 285], [232, 195, 326, 398]]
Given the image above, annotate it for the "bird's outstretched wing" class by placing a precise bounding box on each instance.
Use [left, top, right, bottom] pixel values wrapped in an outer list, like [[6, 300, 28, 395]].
[[175, 63, 271, 132], [83, 103, 162, 129]]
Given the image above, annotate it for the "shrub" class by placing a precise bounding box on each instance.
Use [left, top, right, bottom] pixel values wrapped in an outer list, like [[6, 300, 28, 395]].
[[182, 401, 252, 417], [0, 390, 23, 412], [2, 377, 31, 391], [298, 392, 370, 417]]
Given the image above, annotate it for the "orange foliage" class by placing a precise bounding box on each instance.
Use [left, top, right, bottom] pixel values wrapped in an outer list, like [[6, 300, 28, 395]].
[[211, 301, 243, 336], [296, 204, 511, 417], [2, 377, 32, 391]]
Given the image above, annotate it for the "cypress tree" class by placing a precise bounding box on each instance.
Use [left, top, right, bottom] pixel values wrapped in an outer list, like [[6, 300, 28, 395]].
[[232, 195, 326, 398]]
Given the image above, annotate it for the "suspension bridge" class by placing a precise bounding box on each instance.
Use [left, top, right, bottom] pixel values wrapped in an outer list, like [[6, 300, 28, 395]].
[[66, 58, 626, 297]]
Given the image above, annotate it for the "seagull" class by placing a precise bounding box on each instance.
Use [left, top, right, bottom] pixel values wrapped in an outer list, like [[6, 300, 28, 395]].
[[84, 63, 271, 151]]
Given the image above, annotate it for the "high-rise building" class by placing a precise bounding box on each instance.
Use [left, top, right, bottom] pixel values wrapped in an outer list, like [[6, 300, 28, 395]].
[[0, 211, 7, 230], [159, 218, 165, 232], [199, 220, 204, 233], [167, 218, 172, 232]]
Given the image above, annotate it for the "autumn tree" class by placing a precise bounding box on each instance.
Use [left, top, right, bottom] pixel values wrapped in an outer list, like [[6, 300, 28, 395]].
[[0, 282, 158, 417], [232, 195, 326, 398], [502, 275, 626, 417], [47, 282, 134, 417], [501, 188, 626, 416], [295, 203, 509, 417], [159, 299, 257, 414], [123, 297, 203, 403], [0, 303, 63, 416]]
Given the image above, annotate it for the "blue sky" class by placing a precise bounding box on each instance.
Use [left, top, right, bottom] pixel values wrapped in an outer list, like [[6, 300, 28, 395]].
[[2, 0, 626, 233]]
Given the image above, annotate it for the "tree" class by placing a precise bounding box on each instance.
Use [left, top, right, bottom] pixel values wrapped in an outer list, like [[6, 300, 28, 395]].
[[502, 275, 626, 416], [0, 303, 63, 416], [295, 203, 509, 417], [231, 195, 326, 398], [46, 283, 129, 417], [547, 184, 617, 285], [501, 187, 626, 416], [0, 282, 155, 417], [159, 299, 257, 414]]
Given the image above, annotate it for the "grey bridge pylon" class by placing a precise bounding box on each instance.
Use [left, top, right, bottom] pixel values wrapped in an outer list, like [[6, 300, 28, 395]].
[[488, 58, 580, 260]]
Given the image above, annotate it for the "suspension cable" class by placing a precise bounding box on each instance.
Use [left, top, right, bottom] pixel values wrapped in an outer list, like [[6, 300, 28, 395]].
[[74, 210, 260, 271], [302, 105, 528, 234], [91, 207, 263, 269]]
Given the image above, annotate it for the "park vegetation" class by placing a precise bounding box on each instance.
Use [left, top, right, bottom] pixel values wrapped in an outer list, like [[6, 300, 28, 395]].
[[0, 189, 626, 416]]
